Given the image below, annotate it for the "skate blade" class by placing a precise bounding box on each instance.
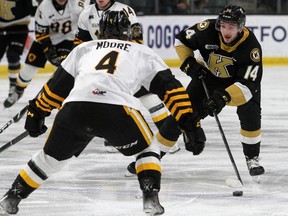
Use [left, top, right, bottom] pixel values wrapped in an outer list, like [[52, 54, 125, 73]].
[[252, 175, 261, 183], [225, 178, 243, 188], [124, 171, 136, 177], [144, 208, 164, 216], [168, 146, 180, 154]]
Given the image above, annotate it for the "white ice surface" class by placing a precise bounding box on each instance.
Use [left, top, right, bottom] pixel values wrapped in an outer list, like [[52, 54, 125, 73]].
[[0, 66, 288, 216]]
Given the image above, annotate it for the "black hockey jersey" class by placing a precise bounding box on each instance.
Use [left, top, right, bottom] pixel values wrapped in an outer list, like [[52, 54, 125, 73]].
[[0, 0, 39, 28], [175, 19, 263, 106]]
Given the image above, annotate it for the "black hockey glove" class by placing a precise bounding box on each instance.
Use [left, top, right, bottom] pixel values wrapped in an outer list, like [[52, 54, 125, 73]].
[[25, 99, 48, 137], [180, 56, 209, 79], [204, 89, 231, 116], [178, 113, 206, 155], [44, 45, 61, 66]]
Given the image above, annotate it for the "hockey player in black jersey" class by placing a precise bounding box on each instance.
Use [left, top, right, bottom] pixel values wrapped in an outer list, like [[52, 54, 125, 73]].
[[173, 4, 265, 177], [0, 0, 39, 102], [126, 5, 265, 179], [0, 11, 205, 215], [3, 0, 90, 108]]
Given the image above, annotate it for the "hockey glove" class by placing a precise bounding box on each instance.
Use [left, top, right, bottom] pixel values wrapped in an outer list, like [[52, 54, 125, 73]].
[[44, 45, 61, 66], [180, 56, 209, 79], [178, 113, 206, 155], [183, 127, 206, 155], [204, 89, 231, 116], [25, 99, 48, 137]]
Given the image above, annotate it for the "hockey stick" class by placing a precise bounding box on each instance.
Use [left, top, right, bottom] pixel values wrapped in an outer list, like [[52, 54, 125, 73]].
[[0, 105, 29, 134], [200, 76, 243, 188], [0, 30, 34, 36], [0, 131, 29, 153]]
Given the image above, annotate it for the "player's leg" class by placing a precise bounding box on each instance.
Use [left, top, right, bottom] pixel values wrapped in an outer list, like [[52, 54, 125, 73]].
[[125, 115, 183, 176], [0, 30, 9, 64], [4, 41, 46, 108], [138, 92, 181, 154], [237, 99, 264, 176], [3, 26, 28, 107], [0, 103, 93, 214], [102, 105, 164, 215], [104, 87, 171, 153]]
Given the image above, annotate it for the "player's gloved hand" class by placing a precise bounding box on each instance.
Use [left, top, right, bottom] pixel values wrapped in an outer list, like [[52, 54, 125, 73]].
[[178, 113, 206, 155], [204, 89, 231, 116], [131, 24, 143, 44], [25, 99, 48, 137], [180, 56, 209, 79], [44, 45, 61, 66]]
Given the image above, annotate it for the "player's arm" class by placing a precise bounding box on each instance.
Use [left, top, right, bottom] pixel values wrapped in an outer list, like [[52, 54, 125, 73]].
[[149, 69, 192, 122], [24, 47, 79, 137], [73, 8, 93, 47], [24, 66, 75, 137], [226, 53, 262, 106], [149, 68, 206, 155], [174, 23, 210, 78], [174, 24, 199, 62], [74, 27, 93, 46], [33, 44, 80, 114], [34, 7, 62, 66], [34, 66, 75, 114], [35, 19, 62, 66]]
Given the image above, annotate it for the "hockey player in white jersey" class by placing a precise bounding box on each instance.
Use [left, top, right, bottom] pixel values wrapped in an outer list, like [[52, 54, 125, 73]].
[[74, 0, 143, 44], [4, 0, 91, 108], [74, 0, 179, 154], [0, 10, 205, 215]]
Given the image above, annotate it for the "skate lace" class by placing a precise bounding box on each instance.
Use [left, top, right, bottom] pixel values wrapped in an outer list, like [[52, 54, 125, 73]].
[[246, 156, 261, 169], [7, 92, 22, 103], [9, 86, 16, 95]]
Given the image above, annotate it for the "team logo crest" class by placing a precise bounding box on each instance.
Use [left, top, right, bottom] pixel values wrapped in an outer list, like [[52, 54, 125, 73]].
[[28, 53, 37, 62], [197, 20, 209, 31], [250, 48, 260, 62]]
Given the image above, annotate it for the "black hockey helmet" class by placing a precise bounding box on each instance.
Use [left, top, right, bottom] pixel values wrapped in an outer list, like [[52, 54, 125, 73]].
[[99, 10, 131, 40], [215, 4, 246, 31]]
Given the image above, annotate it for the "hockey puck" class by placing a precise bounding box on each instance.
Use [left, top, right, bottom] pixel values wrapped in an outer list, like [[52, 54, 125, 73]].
[[233, 191, 243, 196]]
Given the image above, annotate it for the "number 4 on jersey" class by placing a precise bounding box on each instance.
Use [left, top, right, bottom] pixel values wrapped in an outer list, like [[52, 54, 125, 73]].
[[95, 51, 119, 74]]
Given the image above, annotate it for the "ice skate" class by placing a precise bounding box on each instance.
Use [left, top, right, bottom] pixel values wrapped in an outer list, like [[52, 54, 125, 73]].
[[8, 85, 16, 97], [143, 189, 164, 215], [140, 177, 164, 215], [0, 192, 22, 215], [3, 90, 23, 108], [168, 143, 180, 154], [246, 156, 265, 182]]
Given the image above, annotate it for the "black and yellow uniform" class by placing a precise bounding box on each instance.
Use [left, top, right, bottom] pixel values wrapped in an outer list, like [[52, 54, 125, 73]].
[[176, 18, 262, 153], [174, 14, 264, 176]]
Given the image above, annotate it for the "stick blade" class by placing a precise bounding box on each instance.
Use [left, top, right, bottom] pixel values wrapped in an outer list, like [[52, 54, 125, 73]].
[[225, 178, 243, 188]]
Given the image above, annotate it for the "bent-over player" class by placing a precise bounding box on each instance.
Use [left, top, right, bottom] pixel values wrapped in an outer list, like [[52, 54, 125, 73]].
[[0, 11, 205, 215], [73, 0, 181, 154], [174, 4, 265, 177]]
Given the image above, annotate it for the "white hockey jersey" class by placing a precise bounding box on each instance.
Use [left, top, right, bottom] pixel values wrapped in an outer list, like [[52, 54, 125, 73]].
[[77, 2, 139, 40], [35, 0, 90, 44], [62, 39, 169, 110]]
